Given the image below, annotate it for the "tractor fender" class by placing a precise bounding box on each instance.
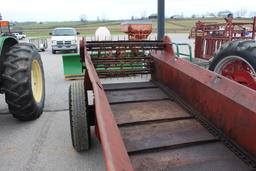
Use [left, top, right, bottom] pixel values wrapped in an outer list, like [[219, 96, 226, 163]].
[[0, 36, 18, 57], [0, 36, 18, 75]]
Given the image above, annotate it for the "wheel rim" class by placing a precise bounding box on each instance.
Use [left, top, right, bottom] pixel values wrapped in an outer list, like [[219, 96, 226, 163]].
[[31, 60, 43, 103], [214, 55, 256, 90]]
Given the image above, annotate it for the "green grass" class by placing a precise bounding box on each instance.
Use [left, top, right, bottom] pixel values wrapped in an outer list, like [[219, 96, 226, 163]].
[[12, 18, 253, 38]]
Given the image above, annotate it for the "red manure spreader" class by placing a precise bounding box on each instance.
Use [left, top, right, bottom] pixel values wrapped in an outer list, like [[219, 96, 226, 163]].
[[68, 32, 256, 170]]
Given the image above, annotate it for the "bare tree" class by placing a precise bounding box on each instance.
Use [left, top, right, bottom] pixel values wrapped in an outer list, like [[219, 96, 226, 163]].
[[80, 15, 87, 22]]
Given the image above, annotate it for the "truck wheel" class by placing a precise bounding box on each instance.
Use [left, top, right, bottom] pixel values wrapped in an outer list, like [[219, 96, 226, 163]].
[[52, 50, 56, 54], [209, 40, 256, 90], [69, 81, 91, 152], [2, 43, 45, 120]]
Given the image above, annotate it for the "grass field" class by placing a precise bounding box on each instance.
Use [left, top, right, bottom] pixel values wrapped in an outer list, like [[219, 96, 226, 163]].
[[11, 18, 253, 38]]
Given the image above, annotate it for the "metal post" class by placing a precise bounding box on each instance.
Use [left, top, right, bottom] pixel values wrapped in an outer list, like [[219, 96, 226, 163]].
[[252, 16, 256, 39], [157, 0, 165, 40]]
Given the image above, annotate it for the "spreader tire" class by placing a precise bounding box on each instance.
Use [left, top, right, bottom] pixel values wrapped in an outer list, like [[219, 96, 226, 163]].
[[69, 81, 91, 152], [2, 43, 45, 121]]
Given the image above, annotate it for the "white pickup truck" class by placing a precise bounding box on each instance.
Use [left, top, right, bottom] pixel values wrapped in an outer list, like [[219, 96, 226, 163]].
[[50, 27, 79, 54]]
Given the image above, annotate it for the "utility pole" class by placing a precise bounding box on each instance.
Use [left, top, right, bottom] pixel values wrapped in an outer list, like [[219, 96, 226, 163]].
[[157, 0, 165, 40]]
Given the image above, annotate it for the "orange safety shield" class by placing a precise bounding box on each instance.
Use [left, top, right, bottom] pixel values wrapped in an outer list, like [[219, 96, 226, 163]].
[[0, 21, 9, 27]]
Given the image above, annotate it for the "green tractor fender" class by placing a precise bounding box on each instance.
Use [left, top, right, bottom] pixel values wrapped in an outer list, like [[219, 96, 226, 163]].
[[0, 36, 18, 56], [0, 36, 18, 75]]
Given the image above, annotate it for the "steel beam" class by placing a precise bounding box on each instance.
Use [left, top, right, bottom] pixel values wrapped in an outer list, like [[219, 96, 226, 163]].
[[157, 0, 165, 40]]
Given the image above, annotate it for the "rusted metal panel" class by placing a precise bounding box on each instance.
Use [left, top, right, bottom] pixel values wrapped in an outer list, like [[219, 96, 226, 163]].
[[120, 119, 217, 153], [111, 100, 191, 125], [130, 142, 251, 171], [82, 39, 134, 171], [151, 36, 256, 158]]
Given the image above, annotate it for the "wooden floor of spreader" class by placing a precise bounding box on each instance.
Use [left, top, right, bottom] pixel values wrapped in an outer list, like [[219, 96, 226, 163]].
[[104, 81, 251, 171]]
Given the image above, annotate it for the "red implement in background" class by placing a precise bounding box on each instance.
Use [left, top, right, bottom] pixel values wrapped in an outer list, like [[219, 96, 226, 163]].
[[190, 17, 256, 59], [121, 21, 152, 40]]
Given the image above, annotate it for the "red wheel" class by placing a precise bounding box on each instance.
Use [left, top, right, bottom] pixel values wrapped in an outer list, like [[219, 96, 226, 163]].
[[213, 56, 256, 89], [209, 40, 256, 90]]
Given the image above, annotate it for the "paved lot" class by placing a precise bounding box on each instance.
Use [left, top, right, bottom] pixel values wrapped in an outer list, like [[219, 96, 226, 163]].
[[0, 48, 106, 171], [0, 33, 191, 171]]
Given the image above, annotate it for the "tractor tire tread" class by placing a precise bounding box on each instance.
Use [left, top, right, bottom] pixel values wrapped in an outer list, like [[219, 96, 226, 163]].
[[209, 40, 256, 71], [2, 43, 45, 121]]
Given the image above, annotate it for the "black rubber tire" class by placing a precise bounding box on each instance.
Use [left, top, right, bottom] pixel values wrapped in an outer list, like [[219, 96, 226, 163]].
[[74, 49, 78, 53], [2, 43, 45, 121], [18, 42, 37, 51], [209, 40, 256, 73], [69, 81, 91, 152], [52, 50, 56, 54]]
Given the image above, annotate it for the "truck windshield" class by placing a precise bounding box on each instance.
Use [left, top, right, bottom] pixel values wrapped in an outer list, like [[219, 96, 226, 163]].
[[52, 29, 76, 36]]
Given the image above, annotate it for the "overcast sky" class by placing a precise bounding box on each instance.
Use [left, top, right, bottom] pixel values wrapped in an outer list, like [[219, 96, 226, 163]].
[[1, 0, 256, 22]]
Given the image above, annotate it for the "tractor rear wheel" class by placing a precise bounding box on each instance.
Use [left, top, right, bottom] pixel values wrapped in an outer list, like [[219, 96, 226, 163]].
[[69, 80, 91, 152], [2, 43, 45, 120], [209, 40, 256, 90]]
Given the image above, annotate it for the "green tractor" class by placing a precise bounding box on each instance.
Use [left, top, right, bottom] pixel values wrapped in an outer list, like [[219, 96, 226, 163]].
[[0, 21, 45, 121]]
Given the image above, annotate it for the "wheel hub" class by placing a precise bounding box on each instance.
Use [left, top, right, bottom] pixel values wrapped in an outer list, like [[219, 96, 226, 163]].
[[31, 59, 43, 103], [214, 56, 256, 90]]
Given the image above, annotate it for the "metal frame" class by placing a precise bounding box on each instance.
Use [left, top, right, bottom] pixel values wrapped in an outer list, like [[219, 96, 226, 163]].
[[191, 17, 256, 59], [81, 36, 256, 170], [83, 40, 163, 78], [82, 38, 133, 171]]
